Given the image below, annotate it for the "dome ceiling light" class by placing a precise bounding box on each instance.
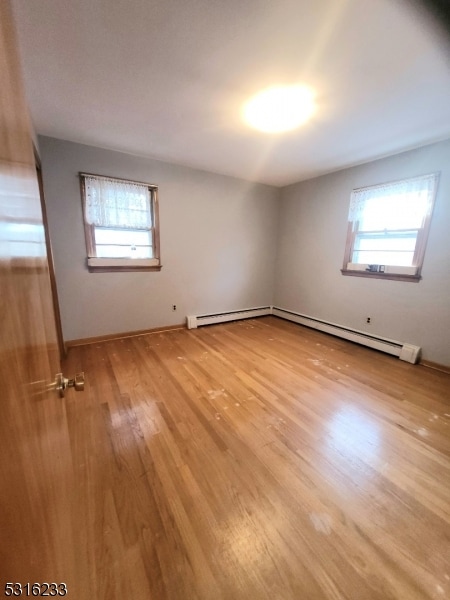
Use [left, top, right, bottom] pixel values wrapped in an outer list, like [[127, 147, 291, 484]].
[[243, 85, 316, 134]]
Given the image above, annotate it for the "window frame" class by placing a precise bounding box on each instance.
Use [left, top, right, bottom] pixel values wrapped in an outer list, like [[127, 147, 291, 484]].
[[341, 173, 438, 283], [79, 172, 161, 273]]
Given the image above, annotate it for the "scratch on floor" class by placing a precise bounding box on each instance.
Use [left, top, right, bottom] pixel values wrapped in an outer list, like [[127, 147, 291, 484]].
[[208, 389, 226, 399], [309, 512, 333, 536], [307, 359, 322, 366]]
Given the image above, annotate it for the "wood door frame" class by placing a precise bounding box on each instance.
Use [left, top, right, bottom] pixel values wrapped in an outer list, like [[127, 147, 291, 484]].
[[35, 149, 66, 358]]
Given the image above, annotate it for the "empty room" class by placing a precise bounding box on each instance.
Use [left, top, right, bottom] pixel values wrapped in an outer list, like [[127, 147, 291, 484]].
[[1, 0, 450, 598]]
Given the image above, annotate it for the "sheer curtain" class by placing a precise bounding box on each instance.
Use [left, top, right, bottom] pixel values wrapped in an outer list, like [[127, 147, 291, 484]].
[[349, 173, 438, 230], [84, 175, 152, 230]]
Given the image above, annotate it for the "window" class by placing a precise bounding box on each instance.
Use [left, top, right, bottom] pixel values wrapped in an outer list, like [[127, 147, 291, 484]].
[[80, 173, 161, 272], [342, 173, 438, 282]]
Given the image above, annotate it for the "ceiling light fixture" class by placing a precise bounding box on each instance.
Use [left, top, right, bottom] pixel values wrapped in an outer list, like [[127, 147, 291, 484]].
[[243, 85, 316, 134]]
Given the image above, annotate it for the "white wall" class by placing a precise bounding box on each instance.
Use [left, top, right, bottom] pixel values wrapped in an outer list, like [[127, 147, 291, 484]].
[[40, 137, 279, 341], [274, 139, 450, 366]]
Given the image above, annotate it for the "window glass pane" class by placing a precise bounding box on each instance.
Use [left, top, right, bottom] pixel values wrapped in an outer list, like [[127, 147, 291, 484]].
[[95, 244, 153, 258], [95, 228, 152, 246], [352, 231, 417, 265], [355, 236, 416, 253], [352, 250, 414, 266], [95, 245, 129, 258], [94, 227, 153, 258]]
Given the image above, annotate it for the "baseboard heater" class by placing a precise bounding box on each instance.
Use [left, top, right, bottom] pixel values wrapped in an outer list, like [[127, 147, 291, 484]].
[[186, 305, 420, 364], [186, 306, 271, 330], [272, 307, 421, 364]]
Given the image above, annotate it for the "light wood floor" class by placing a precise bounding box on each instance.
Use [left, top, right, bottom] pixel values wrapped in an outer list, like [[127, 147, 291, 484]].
[[63, 316, 450, 599]]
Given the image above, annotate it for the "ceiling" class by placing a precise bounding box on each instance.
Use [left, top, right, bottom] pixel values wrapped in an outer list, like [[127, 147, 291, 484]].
[[11, 0, 450, 186]]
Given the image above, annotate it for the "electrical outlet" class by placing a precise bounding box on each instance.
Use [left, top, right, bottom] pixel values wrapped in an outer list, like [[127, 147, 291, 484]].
[[366, 316, 371, 324], [172, 304, 177, 311]]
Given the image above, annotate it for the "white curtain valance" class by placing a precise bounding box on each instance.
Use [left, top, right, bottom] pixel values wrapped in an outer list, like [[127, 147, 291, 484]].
[[83, 175, 152, 230], [349, 173, 438, 231]]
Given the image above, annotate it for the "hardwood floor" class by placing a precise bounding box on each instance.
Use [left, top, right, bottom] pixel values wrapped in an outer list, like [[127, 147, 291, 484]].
[[63, 316, 450, 599]]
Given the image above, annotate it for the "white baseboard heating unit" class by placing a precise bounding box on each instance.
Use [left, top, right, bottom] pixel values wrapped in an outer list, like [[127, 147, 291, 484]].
[[186, 305, 421, 364], [272, 307, 421, 364], [186, 306, 271, 330]]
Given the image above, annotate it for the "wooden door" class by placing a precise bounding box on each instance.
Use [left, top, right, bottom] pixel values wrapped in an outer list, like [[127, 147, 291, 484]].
[[0, 0, 76, 592]]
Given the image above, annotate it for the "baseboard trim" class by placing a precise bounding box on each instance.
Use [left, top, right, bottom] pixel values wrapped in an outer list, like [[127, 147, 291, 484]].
[[419, 359, 450, 375], [65, 323, 186, 348]]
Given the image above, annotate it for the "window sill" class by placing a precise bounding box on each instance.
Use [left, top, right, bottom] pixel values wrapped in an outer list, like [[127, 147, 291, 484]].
[[87, 257, 162, 272], [341, 269, 421, 283]]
